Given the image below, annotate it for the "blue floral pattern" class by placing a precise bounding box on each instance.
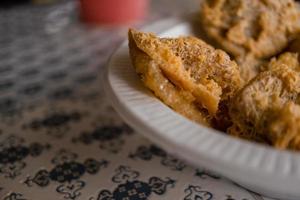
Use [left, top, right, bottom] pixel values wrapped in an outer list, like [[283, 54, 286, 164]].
[[24, 149, 109, 199], [184, 185, 213, 200], [3, 192, 27, 200], [130, 145, 186, 171], [195, 168, 221, 180], [0, 135, 50, 179], [24, 111, 81, 138], [92, 166, 175, 200], [73, 124, 133, 153]]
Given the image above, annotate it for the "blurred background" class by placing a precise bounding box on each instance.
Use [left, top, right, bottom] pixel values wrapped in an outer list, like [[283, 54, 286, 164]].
[[0, 0, 200, 48], [0, 0, 199, 25], [0, 0, 199, 13]]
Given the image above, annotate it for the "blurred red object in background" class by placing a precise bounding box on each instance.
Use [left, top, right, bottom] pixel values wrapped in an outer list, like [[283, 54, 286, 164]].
[[79, 0, 149, 25]]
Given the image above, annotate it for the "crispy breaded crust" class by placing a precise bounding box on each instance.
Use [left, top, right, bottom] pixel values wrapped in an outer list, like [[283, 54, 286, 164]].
[[129, 29, 221, 115], [229, 53, 300, 147], [267, 52, 300, 70], [160, 37, 241, 101], [201, 0, 300, 82], [128, 28, 300, 150], [266, 102, 300, 150], [235, 54, 268, 83], [227, 124, 267, 144], [201, 0, 300, 59], [128, 30, 210, 126], [128, 29, 242, 116]]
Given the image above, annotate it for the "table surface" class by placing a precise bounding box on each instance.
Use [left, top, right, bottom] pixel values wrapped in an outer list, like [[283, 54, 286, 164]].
[[0, 1, 274, 200]]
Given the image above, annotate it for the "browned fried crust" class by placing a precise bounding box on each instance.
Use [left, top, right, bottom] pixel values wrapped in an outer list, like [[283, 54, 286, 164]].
[[266, 102, 300, 150], [128, 30, 210, 126], [129, 28, 300, 150], [201, 0, 300, 58], [201, 0, 300, 81], [128, 29, 241, 119], [229, 53, 300, 149]]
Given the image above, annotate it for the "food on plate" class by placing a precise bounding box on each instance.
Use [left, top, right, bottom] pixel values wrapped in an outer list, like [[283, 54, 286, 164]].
[[200, 0, 300, 81], [266, 52, 300, 70], [127, 0, 300, 151], [235, 54, 268, 84], [229, 53, 300, 146], [266, 102, 300, 150], [129, 30, 209, 125], [201, 0, 300, 58], [128, 29, 241, 125]]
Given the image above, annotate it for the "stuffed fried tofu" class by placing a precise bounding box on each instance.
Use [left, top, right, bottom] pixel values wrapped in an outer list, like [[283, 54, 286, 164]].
[[128, 29, 242, 126], [229, 53, 300, 149], [201, 0, 300, 81], [266, 102, 300, 150], [128, 32, 209, 125]]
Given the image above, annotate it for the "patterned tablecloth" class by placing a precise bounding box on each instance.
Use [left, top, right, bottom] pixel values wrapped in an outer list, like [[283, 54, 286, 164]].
[[0, 1, 274, 200]]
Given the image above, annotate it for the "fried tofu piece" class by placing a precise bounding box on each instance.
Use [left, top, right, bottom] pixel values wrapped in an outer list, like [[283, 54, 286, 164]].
[[266, 52, 300, 70], [266, 102, 300, 150], [201, 0, 300, 81], [235, 54, 268, 83], [229, 53, 300, 144], [128, 29, 241, 117], [229, 102, 300, 150], [160, 37, 242, 101], [237, 52, 299, 82], [201, 0, 300, 58], [128, 30, 210, 125], [227, 124, 268, 144]]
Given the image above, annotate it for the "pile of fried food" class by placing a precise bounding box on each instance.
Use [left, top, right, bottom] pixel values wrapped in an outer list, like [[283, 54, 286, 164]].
[[128, 0, 300, 151]]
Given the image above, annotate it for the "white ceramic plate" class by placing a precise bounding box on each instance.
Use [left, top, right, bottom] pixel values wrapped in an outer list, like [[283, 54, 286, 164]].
[[103, 18, 300, 200]]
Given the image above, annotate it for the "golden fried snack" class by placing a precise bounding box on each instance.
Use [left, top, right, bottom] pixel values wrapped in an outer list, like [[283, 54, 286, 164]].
[[201, 0, 300, 59], [128, 29, 242, 117], [160, 37, 242, 101], [266, 52, 300, 70], [266, 102, 300, 150], [229, 101, 300, 150], [235, 54, 268, 83], [229, 54, 300, 141], [201, 0, 300, 81], [128, 30, 209, 126], [237, 52, 299, 82], [227, 124, 268, 144]]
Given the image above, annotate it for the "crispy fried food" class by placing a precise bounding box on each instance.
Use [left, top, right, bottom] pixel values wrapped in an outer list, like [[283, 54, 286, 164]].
[[201, 0, 300, 59], [201, 0, 300, 81], [266, 102, 300, 150], [128, 29, 241, 117], [235, 54, 268, 83], [160, 37, 242, 101], [227, 124, 267, 144], [229, 53, 300, 144], [228, 101, 300, 149], [129, 30, 209, 125], [266, 52, 300, 70], [236, 52, 299, 82]]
